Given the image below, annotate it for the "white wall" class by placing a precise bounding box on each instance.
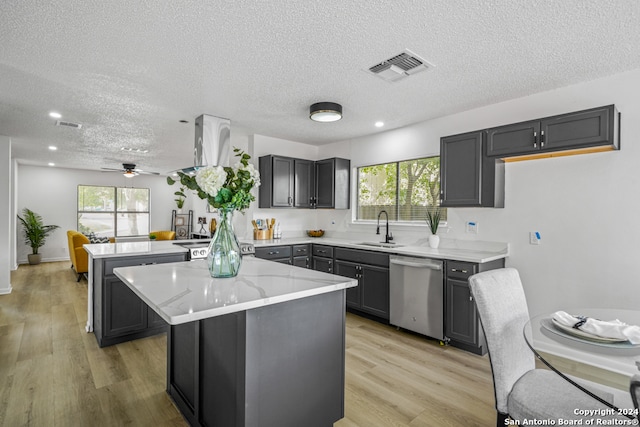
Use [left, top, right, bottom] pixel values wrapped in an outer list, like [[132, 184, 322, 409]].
[[16, 165, 177, 264], [0, 136, 12, 294], [317, 68, 640, 316]]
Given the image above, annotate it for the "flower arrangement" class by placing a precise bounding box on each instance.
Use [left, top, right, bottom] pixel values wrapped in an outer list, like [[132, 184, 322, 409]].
[[167, 148, 260, 213]]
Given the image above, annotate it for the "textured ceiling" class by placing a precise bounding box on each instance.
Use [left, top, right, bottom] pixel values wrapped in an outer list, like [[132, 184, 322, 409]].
[[2, 0, 640, 174]]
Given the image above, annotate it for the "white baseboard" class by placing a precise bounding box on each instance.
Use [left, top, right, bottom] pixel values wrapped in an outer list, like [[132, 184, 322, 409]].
[[17, 256, 70, 265], [0, 284, 12, 295]]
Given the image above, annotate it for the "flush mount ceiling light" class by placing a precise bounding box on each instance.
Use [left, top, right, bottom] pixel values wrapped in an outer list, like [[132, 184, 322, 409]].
[[123, 170, 138, 178], [375, 121, 384, 128], [49, 111, 62, 119], [309, 102, 342, 122]]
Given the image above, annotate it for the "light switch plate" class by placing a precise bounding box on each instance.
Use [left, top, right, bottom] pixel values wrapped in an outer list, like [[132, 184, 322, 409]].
[[466, 221, 478, 234], [529, 231, 541, 245]]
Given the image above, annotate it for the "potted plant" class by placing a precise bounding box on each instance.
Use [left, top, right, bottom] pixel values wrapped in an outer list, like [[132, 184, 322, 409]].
[[149, 233, 157, 240], [168, 180, 187, 213], [17, 208, 60, 265], [175, 187, 187, 212], [426, 208, 441, 249]]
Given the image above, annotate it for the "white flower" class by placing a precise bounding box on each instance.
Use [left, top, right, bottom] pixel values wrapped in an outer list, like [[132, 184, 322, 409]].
[[234, 162, 261, 187], [195, 165, 227, 197]]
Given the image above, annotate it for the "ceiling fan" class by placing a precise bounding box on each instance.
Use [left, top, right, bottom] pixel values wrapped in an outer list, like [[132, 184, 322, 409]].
[[101, 163, 160, 178]]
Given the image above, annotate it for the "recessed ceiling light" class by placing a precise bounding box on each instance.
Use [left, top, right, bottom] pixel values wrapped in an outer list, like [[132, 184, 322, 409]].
[[375, 121, 384, 128], [49, 112, 62, 119], [121, 147, 149, 153], [48, 145, 57, 151], [48, 162, 55, 166]]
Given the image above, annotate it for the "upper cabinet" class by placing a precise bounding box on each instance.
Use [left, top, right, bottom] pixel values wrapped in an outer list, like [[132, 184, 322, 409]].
[[259, 156, 294, 207], [259, 155, 350, 209], [315, 158, 350, 209], [486, 105, 620, 159], [294, 159, 315, 208], [440, 131, 505, 208]]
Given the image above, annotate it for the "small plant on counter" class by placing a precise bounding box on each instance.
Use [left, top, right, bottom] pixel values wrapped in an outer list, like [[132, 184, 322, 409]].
[[426, 208, 441, 235], [149, 233, 157, 240]]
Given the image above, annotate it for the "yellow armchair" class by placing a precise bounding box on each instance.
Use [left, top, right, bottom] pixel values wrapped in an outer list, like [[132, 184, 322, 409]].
[[150, 230, 176, 241], [67, 230, 90, 281]]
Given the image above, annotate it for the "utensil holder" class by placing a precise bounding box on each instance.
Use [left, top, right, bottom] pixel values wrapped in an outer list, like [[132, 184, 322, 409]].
[[253, 229, 273, 240]]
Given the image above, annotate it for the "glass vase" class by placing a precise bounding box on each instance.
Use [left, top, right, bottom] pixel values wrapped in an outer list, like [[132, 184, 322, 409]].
[[207, 208, 242, 278]]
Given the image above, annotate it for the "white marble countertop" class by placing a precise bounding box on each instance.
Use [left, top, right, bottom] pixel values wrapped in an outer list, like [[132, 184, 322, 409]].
[[251, 237, 508, 263], [84, 235, 507, 263], [84, 240, 189, 258], [113, 257, 358, 325]]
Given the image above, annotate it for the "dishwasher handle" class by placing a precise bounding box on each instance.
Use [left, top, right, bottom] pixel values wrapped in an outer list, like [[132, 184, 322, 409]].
[[390, 258, 442, 270]]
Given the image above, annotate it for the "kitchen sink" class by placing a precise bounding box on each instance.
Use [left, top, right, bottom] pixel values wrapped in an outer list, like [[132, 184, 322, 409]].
[[356, 242, 405, 248]]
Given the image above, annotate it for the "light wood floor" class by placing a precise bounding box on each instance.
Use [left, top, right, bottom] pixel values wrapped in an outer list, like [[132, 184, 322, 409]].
[[0, 262, 496, 426]]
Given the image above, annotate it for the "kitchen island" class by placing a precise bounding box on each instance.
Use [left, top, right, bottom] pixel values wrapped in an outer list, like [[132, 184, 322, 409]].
[[114, 257, 357, 427], [84, 240, 189, 346]]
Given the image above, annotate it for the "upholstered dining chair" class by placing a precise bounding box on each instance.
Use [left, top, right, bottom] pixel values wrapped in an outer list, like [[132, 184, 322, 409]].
[[468, 268, 627, 426], [150, 230, 176, 240], [631, 374, 640, 420]]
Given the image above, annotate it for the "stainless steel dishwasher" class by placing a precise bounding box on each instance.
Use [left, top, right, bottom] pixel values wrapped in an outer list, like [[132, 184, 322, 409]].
[[389, 255, 444, 340]]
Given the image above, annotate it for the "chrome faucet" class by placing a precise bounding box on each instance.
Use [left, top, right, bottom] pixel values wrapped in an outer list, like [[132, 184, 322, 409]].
[[376, 210, 393, 243]]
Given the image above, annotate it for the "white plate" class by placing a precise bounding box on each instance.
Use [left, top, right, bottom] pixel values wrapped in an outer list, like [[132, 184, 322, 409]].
[[549, 318, 627, 343]]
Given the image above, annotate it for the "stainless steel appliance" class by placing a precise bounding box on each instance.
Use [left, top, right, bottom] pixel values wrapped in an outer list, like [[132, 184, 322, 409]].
[[174, 241, 255, 261], [389, 255, 444, 340]]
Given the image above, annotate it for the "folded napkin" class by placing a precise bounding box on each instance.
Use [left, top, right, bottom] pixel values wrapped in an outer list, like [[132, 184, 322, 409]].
[[552, 311, 640, 344]]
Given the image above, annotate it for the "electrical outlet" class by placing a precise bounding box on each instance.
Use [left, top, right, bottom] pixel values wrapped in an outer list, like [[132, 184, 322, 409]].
[[529, 231, 541, 245], [466, 221, 478, 234]]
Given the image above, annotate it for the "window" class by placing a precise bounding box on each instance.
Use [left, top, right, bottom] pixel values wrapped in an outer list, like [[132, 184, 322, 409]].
[[357, 156, 446, 222], [78, 185, 150, 237]]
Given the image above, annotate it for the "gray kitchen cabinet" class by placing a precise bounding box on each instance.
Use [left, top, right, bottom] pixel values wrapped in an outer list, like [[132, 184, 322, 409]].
[[444, 259, 504, 355], [93, 252, 187, 347], [334, 248, 389, 320], [294, 159, 315, 208], [440, 131, 504, 208], [315, 158, 350, 209], [255, 245, 292, 264], [486, 104, 620, 158], [292, 244, 310, 268], [259, 155, 350, 209], [311, 244, 334, 273], [258, 155, 294, 208]]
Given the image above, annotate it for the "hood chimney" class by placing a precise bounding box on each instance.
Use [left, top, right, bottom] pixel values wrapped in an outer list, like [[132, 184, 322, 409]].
[[194, 114, 231, 168]]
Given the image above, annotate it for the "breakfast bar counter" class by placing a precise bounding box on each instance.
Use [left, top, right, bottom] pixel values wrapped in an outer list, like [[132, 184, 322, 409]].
[[113, 257, 357, 427]]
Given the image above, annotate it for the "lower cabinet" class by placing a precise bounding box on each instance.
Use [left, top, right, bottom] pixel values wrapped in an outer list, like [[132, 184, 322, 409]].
[[444, 259, 504, 355], [255, 244, 311, 268], [255, 245, 292, 265], [93, 253, 187, 347], [334, 248, 390, 320], [311, 244, 334, 273], [292, 244, 310, 268]]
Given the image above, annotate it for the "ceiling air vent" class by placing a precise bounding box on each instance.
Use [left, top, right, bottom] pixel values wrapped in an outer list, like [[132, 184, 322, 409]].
[[367, 49, 434, 83], [55, 120, 83, 129]]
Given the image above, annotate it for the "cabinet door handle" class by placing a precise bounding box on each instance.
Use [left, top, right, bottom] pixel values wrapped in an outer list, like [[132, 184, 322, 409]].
[[451, 268, 468, 274], [139, 262, 157, 266], [269, 251, 279, 255], [469, 295, 473, 302], [288, 196, 292, 205], [318, 250, 326, 254], [328, 261, 332, 265], [328, 268, 332, 273], [297, 249, 306, 253], [533, 131, 538, 148], [540, 130, 545, 147]]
